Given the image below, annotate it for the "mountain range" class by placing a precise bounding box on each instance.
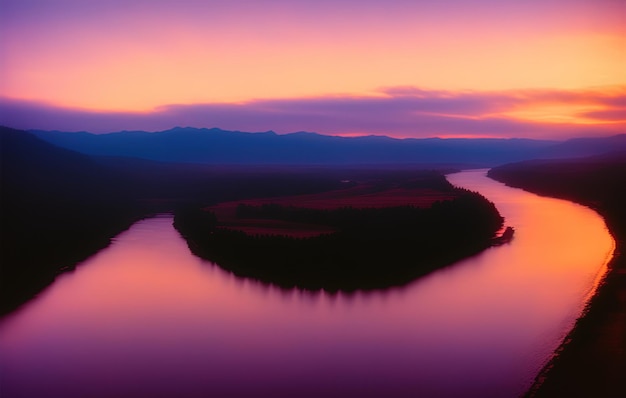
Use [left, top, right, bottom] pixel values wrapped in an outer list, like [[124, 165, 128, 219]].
[[30, 127, 626, 166]]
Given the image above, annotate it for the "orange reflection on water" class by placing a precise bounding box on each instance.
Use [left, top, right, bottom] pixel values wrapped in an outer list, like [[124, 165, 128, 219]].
[[0, 171, 615, 398]]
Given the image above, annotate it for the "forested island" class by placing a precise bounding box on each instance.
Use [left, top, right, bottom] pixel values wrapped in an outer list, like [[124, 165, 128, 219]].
[[489, 151, 626, 398], [174, 173, 504, 291]]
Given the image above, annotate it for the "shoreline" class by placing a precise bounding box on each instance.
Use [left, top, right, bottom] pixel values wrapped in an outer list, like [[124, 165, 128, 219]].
[[525, 220, 625, 397], [0, 214, 145, 317], [526, 246, 623, 394], [488, 160, 626, 397]]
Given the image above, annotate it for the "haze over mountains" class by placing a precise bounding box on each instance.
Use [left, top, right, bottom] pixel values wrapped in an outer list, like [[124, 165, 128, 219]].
[[30, 127, 626, 166]]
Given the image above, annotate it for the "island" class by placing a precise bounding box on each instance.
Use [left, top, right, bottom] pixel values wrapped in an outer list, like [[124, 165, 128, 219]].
[[175, 171, 504, 291]]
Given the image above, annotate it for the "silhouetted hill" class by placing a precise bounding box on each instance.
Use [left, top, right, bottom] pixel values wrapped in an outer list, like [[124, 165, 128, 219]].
[[31, 127, 570, 166], [2, 127, 126, 201], [542, 135, 626, 159], [0, 127, 142, 315], [489, 150, 626, 210]]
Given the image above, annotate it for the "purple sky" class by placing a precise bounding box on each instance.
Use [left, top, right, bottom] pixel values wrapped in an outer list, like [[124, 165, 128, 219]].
[[1, 0, 624, 138], [1, 87, 624, 139]]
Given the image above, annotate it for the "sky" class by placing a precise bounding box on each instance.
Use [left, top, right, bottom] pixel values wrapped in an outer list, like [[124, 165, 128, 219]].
[[1, 0, 624, 139]]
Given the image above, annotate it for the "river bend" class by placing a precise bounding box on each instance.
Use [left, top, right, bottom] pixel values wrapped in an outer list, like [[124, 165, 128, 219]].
[[0, 169, 614, 397]]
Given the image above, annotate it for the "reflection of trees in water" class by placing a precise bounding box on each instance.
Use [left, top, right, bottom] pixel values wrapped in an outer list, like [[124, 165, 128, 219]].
[[175, 189, 503, 291]]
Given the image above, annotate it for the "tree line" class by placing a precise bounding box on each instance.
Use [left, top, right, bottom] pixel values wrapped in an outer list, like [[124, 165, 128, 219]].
[[174, 189, 503, 291]]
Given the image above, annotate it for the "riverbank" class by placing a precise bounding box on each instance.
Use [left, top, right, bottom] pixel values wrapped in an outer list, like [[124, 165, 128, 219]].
[[488, 152, 626, 397], [0, 127, 149, 316]]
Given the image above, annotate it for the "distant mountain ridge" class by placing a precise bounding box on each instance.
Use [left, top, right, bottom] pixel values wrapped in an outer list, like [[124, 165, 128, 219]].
[[28, 127, 626, 166]]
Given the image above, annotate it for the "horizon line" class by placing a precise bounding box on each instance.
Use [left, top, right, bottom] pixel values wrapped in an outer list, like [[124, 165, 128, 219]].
[[6, 124, 625, 143]]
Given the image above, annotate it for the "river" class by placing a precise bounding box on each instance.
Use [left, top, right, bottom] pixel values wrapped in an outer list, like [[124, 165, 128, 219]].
[[0, 169, 615, 398]]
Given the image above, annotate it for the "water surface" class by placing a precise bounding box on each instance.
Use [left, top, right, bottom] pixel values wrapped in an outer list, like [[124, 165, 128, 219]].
[[0, 170, 614, 397]]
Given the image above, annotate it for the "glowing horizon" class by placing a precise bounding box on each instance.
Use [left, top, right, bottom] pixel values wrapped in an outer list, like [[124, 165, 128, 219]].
[[1, 0, 624, 138]]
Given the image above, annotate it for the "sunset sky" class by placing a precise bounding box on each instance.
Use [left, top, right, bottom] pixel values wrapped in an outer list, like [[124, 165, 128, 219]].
[[1, 0, 624, 139]]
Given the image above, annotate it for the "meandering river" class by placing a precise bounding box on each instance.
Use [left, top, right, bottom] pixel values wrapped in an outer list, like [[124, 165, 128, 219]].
[[0, 170, 615, 397]]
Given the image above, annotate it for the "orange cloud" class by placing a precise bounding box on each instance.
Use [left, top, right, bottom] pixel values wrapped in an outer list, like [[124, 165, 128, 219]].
[[1, 86, 623, 140], [498, 87, 626, 125]]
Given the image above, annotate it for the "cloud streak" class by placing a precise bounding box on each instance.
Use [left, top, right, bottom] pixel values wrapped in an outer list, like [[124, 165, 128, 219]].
[[1, 87, 624, 139]]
